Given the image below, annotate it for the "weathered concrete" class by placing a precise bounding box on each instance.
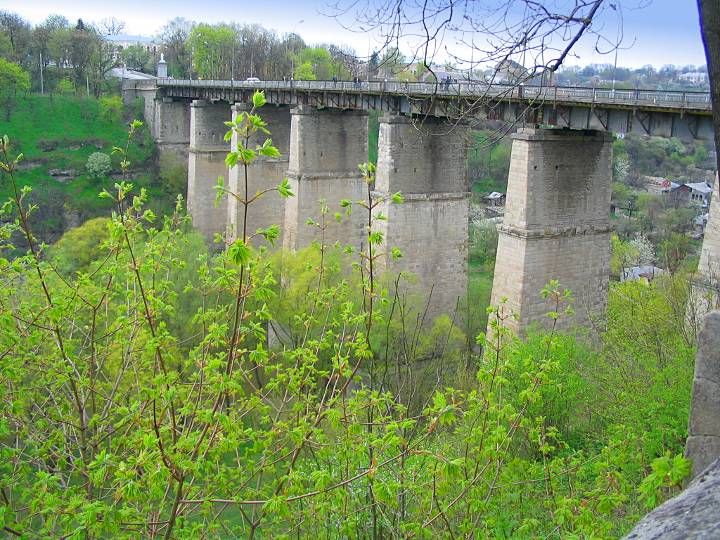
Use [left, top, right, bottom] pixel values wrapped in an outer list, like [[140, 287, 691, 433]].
[[227, 104, 291, 244], [187, 99, 230, 242], [490, 128, 613, 334], [374, 114, 470, 319], [624, 458, 720, 539], [685, 311, 720, 479], [283, 105, 368, 250], [154, 97, 191, 160]]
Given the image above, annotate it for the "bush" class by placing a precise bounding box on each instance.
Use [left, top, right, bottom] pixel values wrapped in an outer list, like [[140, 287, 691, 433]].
[[56, 78, 75, 95], [99, 95, 123, 123], [85, 151, 111, 180]]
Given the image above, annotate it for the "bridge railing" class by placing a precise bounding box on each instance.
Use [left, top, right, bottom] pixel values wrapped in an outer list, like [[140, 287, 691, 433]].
[[156, 78, 711, 111]]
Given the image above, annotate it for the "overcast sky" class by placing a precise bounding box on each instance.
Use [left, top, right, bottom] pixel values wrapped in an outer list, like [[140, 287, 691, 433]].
[[0, 0, 706, 68]]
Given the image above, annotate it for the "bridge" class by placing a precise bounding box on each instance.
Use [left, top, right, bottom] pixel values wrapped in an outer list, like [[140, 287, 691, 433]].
[[122, 78, 718, 333]]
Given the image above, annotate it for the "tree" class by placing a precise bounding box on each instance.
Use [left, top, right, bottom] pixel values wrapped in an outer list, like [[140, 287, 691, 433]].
[[0, 58, 29, 120], [159, 17, 193, 78], [188, 23, 235, 79], [0, 10, 31, 66], [121, 44, 151, 72]]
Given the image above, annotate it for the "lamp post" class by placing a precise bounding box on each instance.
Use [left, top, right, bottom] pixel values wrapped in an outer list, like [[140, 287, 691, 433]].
[[610, 3, 620, 96]]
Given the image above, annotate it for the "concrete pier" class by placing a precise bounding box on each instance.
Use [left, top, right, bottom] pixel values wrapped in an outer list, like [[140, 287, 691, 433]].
[[374, 114, 470, 319], [227, 104, 291, 244], [490, 128, 613, 334], [187, 99, 230, 242], [153, 97, 191, 160], [283, 105, 368, 250]]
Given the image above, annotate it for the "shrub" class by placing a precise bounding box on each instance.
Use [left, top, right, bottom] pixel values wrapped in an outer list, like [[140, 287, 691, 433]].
[[56, 78, 75, 95], [99, 95, 123, 123], [85, 151, 111, 180]]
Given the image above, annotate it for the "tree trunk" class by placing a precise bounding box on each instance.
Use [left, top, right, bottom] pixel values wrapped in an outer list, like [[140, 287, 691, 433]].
[[698, 0, 720, 167]]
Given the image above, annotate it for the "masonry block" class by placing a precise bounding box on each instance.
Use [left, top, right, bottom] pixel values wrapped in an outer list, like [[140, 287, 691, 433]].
[[227, 104, 291, 245], [187, 99, 230, 243], [490, 127, 613, 334], [283, 105, 368, 250], [374, 114, 470, 320]]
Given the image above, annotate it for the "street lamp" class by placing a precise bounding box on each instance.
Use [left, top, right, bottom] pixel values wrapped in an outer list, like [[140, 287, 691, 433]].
[[610, 3, 620, 96]]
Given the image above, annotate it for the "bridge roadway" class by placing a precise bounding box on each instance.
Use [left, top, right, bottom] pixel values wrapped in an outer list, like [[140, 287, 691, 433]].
[[121, 78, 719, 334], [149, 78, 713, 140]]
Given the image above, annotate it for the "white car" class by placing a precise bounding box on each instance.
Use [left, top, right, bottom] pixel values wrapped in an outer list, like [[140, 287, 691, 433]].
[[245, 77, 261, 84]]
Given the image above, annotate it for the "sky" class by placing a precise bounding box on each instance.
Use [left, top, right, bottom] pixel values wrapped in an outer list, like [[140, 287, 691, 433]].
[[0, 0, 707, 69]]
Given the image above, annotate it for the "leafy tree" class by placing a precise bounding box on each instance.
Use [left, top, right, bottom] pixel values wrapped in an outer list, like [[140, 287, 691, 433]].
[[0, 58, 29, 120], [121, 44, 152, 72], [188, 23, 235, 79]]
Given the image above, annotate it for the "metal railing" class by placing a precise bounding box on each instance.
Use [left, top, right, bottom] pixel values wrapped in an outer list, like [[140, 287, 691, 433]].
[[156, 78, 712, 111]]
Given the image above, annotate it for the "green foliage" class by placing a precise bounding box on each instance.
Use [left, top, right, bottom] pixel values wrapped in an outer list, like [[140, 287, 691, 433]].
[[49, 216, 110, 274], [56, 77, 75, 95], [98, 95, 122, 123], [187, 23, 235, 79], [293, 47, 349, 80], [0, 57, 30, 120], [0, 107, 697, 539], [85, 151, 111, 179]]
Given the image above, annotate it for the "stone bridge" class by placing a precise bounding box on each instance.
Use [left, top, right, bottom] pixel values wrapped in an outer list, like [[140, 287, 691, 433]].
[[122, 78, 716, 332]]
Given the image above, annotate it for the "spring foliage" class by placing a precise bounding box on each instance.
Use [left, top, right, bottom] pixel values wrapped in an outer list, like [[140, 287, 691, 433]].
[[0, 95, 694, 538]]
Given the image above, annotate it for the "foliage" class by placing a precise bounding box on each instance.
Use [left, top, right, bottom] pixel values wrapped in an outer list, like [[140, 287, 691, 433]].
[[85, 151, 112, 180], [49, 216, 110, 274], [99, 95, 123, 123], [121, 44, 152, 72], [0, 57, 30, 120], [0, 97, 696, 538], [188, 23, 236, 79], [56, 77, 75, 95]]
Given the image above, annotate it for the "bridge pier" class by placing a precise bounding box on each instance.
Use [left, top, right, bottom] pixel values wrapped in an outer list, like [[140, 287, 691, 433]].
[[283, 105, 368, 250], [153, 97, 191, 160], [227, 104, 291, 244], [374, 114, 470, 319], [187, 99, 230, 242], [490, 128, 613, 334]]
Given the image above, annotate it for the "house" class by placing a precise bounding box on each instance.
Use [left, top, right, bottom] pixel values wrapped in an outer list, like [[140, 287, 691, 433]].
[[678, 72, 708, 85], [621, 265, 665, 283], [667, 181, 714, 208], [483, 192, 506, 207]]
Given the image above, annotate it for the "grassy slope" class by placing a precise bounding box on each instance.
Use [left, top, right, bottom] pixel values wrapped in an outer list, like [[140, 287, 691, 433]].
[[0, 94, 167, 238]]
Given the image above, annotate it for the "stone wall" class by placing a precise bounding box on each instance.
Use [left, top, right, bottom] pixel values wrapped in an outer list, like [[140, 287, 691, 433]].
[[187, 100, 230, 243], [227, 104, 291, 245], [153, 98, 191, 161], [374, 114, 470, 319], [490, 128, 613, 334], [283, 105, 368, 250], [685, 311, 720, 479]]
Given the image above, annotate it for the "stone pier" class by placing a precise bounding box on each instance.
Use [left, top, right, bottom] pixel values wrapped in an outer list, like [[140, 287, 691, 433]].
[[187, 99, 230, 242], [153, 97, 191, 160], [227, 104, 291, 244], [490, 128, 613, 334], [374, 114, 470, 319], [283, 105, 368, 250], [689, 179, 720, 321]]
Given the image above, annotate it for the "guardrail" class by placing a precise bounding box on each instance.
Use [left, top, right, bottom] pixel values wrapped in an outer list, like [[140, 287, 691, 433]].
[[156, 78, 712, 111]]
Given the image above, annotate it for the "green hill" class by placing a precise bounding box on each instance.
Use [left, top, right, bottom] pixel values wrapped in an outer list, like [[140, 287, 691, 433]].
[[0, 94, 172, 242]]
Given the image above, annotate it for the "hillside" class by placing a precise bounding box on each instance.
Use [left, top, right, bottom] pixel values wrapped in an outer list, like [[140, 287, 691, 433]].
[[0, 94, 175, 243]]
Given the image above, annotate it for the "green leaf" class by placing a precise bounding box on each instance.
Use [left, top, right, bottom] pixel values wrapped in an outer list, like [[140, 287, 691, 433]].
[[277, 178, 294, 198], [252, 90, 267, 108], [227, 238, 251, 266], [391, 191, 404, 204]]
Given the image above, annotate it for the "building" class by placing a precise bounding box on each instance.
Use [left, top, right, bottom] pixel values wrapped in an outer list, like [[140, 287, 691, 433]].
[[483, 192, 506, 207], [678, 71, 708, 85], [665, 181, 714, 209], [621, 265, 665, 283]]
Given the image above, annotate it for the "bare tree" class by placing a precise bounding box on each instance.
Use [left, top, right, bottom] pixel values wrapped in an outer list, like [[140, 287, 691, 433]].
[[329, 0, 618, 85], [99, 17, 125, 37]]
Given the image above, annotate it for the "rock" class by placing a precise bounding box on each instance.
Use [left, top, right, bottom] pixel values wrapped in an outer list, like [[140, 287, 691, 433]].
[[48, 169, 76, 177], [624, 459, 720, 539], [685, 311, 720, 478]]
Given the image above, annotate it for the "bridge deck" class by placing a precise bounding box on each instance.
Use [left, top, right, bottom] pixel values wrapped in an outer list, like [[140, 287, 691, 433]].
[[155, 78, 712, 115]]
